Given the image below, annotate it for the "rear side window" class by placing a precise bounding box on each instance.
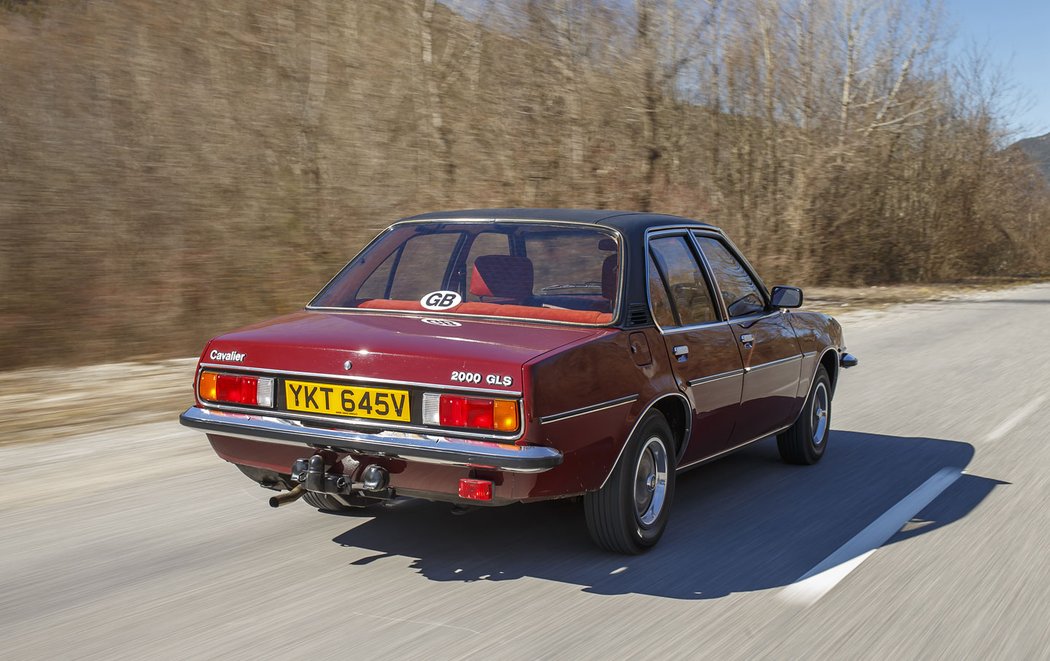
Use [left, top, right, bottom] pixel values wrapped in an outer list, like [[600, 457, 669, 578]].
[[648, 235, 718, 326], [695, 236, 766, 318]]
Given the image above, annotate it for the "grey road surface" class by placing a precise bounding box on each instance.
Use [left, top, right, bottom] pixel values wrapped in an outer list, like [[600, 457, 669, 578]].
[[2, 284, 1049, 660]]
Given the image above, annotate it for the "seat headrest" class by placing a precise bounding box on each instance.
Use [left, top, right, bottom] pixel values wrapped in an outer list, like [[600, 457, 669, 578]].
[[470, 255, 534, 301], [602, 254, 618, 300]]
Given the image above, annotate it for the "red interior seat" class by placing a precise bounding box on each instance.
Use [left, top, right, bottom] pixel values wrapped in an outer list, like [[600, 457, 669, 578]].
[[470, 255, 534, 304]]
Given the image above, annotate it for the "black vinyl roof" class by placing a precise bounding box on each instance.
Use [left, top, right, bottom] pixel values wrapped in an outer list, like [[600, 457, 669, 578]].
[[399, 208, 726, 329], [402, 208, 718, 234]]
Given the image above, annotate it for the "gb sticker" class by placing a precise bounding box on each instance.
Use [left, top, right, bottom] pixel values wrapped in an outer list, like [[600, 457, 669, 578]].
[[420, 290, 462, 311]]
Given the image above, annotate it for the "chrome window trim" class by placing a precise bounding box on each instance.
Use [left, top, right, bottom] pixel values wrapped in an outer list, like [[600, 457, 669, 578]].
[[539, 395, 638, 424], [724, 309, 784, 326], [194, 364, 524, 442], [304, 306, 616, 329], [644, 227, 726, 332], [687, 368, 745, 387], [658, 319, 729, 334], [306, 218, 625, 329], [690, 230, 772, 313], [597, 392, 692, 489]]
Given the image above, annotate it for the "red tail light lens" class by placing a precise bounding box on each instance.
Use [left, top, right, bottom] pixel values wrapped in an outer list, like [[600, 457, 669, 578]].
[[216, 374, 258, 404], [199, 371, 273, 408], [440, 395, 495, 428], [424, 393, 519, 432], [459, 478, 493, 501]]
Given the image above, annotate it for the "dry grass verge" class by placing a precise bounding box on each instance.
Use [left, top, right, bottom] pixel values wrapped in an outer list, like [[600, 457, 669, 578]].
[[0, 279, 1041, 447]]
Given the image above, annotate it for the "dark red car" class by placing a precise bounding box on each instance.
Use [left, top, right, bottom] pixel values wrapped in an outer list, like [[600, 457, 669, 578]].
[[181, 209, 856, 553]]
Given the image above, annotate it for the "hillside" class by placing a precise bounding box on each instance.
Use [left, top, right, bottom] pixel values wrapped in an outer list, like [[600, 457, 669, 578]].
[[1014, 132, 1050, 181]]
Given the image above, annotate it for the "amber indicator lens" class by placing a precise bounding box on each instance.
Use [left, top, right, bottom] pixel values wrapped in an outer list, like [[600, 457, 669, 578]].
[[492, 400, 518, 431], [423, 393, 519, 432], [199, 371, 274, 408], [199, 372, 218, 402]]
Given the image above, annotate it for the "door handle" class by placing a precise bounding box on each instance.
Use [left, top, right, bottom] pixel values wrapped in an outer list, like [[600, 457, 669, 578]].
[[740, 334, 754, 348], [672, 345, 689, 361]]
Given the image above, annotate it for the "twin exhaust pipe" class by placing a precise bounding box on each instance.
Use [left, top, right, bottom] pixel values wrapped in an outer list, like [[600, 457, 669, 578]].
[[268, 453, 390, 508]]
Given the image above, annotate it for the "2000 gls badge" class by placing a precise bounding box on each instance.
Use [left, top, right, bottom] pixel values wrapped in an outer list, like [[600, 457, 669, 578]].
[[180, 208, 857, 553]]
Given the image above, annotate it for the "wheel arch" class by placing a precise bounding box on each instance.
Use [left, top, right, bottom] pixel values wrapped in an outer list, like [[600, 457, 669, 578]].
[[818, 347, 840, 396], [598, 392, 691, 490]]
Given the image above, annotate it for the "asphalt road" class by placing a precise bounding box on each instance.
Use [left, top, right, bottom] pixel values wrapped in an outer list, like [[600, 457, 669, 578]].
[[3, 284, 1049, 660]]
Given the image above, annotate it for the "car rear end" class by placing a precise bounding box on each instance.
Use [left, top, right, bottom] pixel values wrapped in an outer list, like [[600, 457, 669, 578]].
[[180, 218, 624, 508]]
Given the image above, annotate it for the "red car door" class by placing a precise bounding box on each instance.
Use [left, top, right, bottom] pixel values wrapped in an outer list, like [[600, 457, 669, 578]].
[[694, 234, 803, 445], [647, 233, 744, 464]]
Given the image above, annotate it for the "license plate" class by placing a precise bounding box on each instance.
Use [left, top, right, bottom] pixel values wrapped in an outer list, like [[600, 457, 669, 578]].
[[284, 380, 410, 422]]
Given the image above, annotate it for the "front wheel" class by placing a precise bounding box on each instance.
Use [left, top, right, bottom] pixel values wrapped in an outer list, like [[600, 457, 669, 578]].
[[777, 365, 831, 465], [584, 411, 676, 554]]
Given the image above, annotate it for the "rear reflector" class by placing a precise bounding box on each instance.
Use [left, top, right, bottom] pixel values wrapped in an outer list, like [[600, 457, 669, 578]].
[[422, 393, 519, 432], [458, 478, 493, 501], [199, 371, 274, 408]]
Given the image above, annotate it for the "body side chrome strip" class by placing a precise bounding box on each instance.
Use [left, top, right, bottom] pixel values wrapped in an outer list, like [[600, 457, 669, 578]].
[[687, 369, 744, 387], [675, 424, 793, 472], [181, 407, 560, 473], [539, 395, 638, 424], [745, 354, 803, 373]]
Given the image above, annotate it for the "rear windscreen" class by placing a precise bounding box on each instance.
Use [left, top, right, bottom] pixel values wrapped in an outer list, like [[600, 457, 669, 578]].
[[310, 222, 621, 325]]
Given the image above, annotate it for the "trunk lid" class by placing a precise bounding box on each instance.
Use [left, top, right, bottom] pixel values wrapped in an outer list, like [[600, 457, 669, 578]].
[[201, 310, 610, 393]]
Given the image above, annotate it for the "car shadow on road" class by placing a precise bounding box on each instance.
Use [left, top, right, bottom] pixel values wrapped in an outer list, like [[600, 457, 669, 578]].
[[330, 431, 1005, 600]]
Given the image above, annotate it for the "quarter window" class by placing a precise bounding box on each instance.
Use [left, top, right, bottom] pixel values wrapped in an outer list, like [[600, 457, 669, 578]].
[[647, 255, 676, 327], [695, 236, 766, 317], [648, 236, 719, 326]]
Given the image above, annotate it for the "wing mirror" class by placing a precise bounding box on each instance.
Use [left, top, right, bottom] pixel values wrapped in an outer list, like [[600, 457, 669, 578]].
[[770, 286, 803, 309]]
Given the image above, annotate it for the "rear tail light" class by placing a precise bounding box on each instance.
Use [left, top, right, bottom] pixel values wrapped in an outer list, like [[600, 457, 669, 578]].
[[422, 393, 519, 432], [459, 478, 493, 501], [199, 371, 274, 408]]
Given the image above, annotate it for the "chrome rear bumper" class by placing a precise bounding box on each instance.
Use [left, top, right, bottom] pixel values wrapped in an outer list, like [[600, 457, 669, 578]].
[[180, 407, 562, 473]]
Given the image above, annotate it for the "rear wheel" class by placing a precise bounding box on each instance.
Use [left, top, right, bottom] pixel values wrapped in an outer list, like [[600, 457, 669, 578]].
[[777, 366, 831, 465], [585, 411, 676, 554]]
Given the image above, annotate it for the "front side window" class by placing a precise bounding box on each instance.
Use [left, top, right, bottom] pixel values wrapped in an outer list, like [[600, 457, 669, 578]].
[[311, 222, 619, 325], [648, 235, 719, 326], [695, 235, 766, 317]]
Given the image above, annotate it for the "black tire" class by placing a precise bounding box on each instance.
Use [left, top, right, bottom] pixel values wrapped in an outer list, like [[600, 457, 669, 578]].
[[584, 410, 677, 554], [777, 365, 832, 465], [302, 491, 378, 512]]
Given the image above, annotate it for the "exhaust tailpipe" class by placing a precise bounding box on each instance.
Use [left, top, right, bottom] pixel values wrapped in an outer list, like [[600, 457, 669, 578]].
[[269, 484, 306, 508]]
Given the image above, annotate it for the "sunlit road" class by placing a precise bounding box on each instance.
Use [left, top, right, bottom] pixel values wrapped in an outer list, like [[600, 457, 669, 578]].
[[3, 284, 1050, 659]]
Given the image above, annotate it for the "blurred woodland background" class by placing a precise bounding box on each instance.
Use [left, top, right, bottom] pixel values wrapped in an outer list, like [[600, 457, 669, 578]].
[[2, 0, 1049, 368]]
